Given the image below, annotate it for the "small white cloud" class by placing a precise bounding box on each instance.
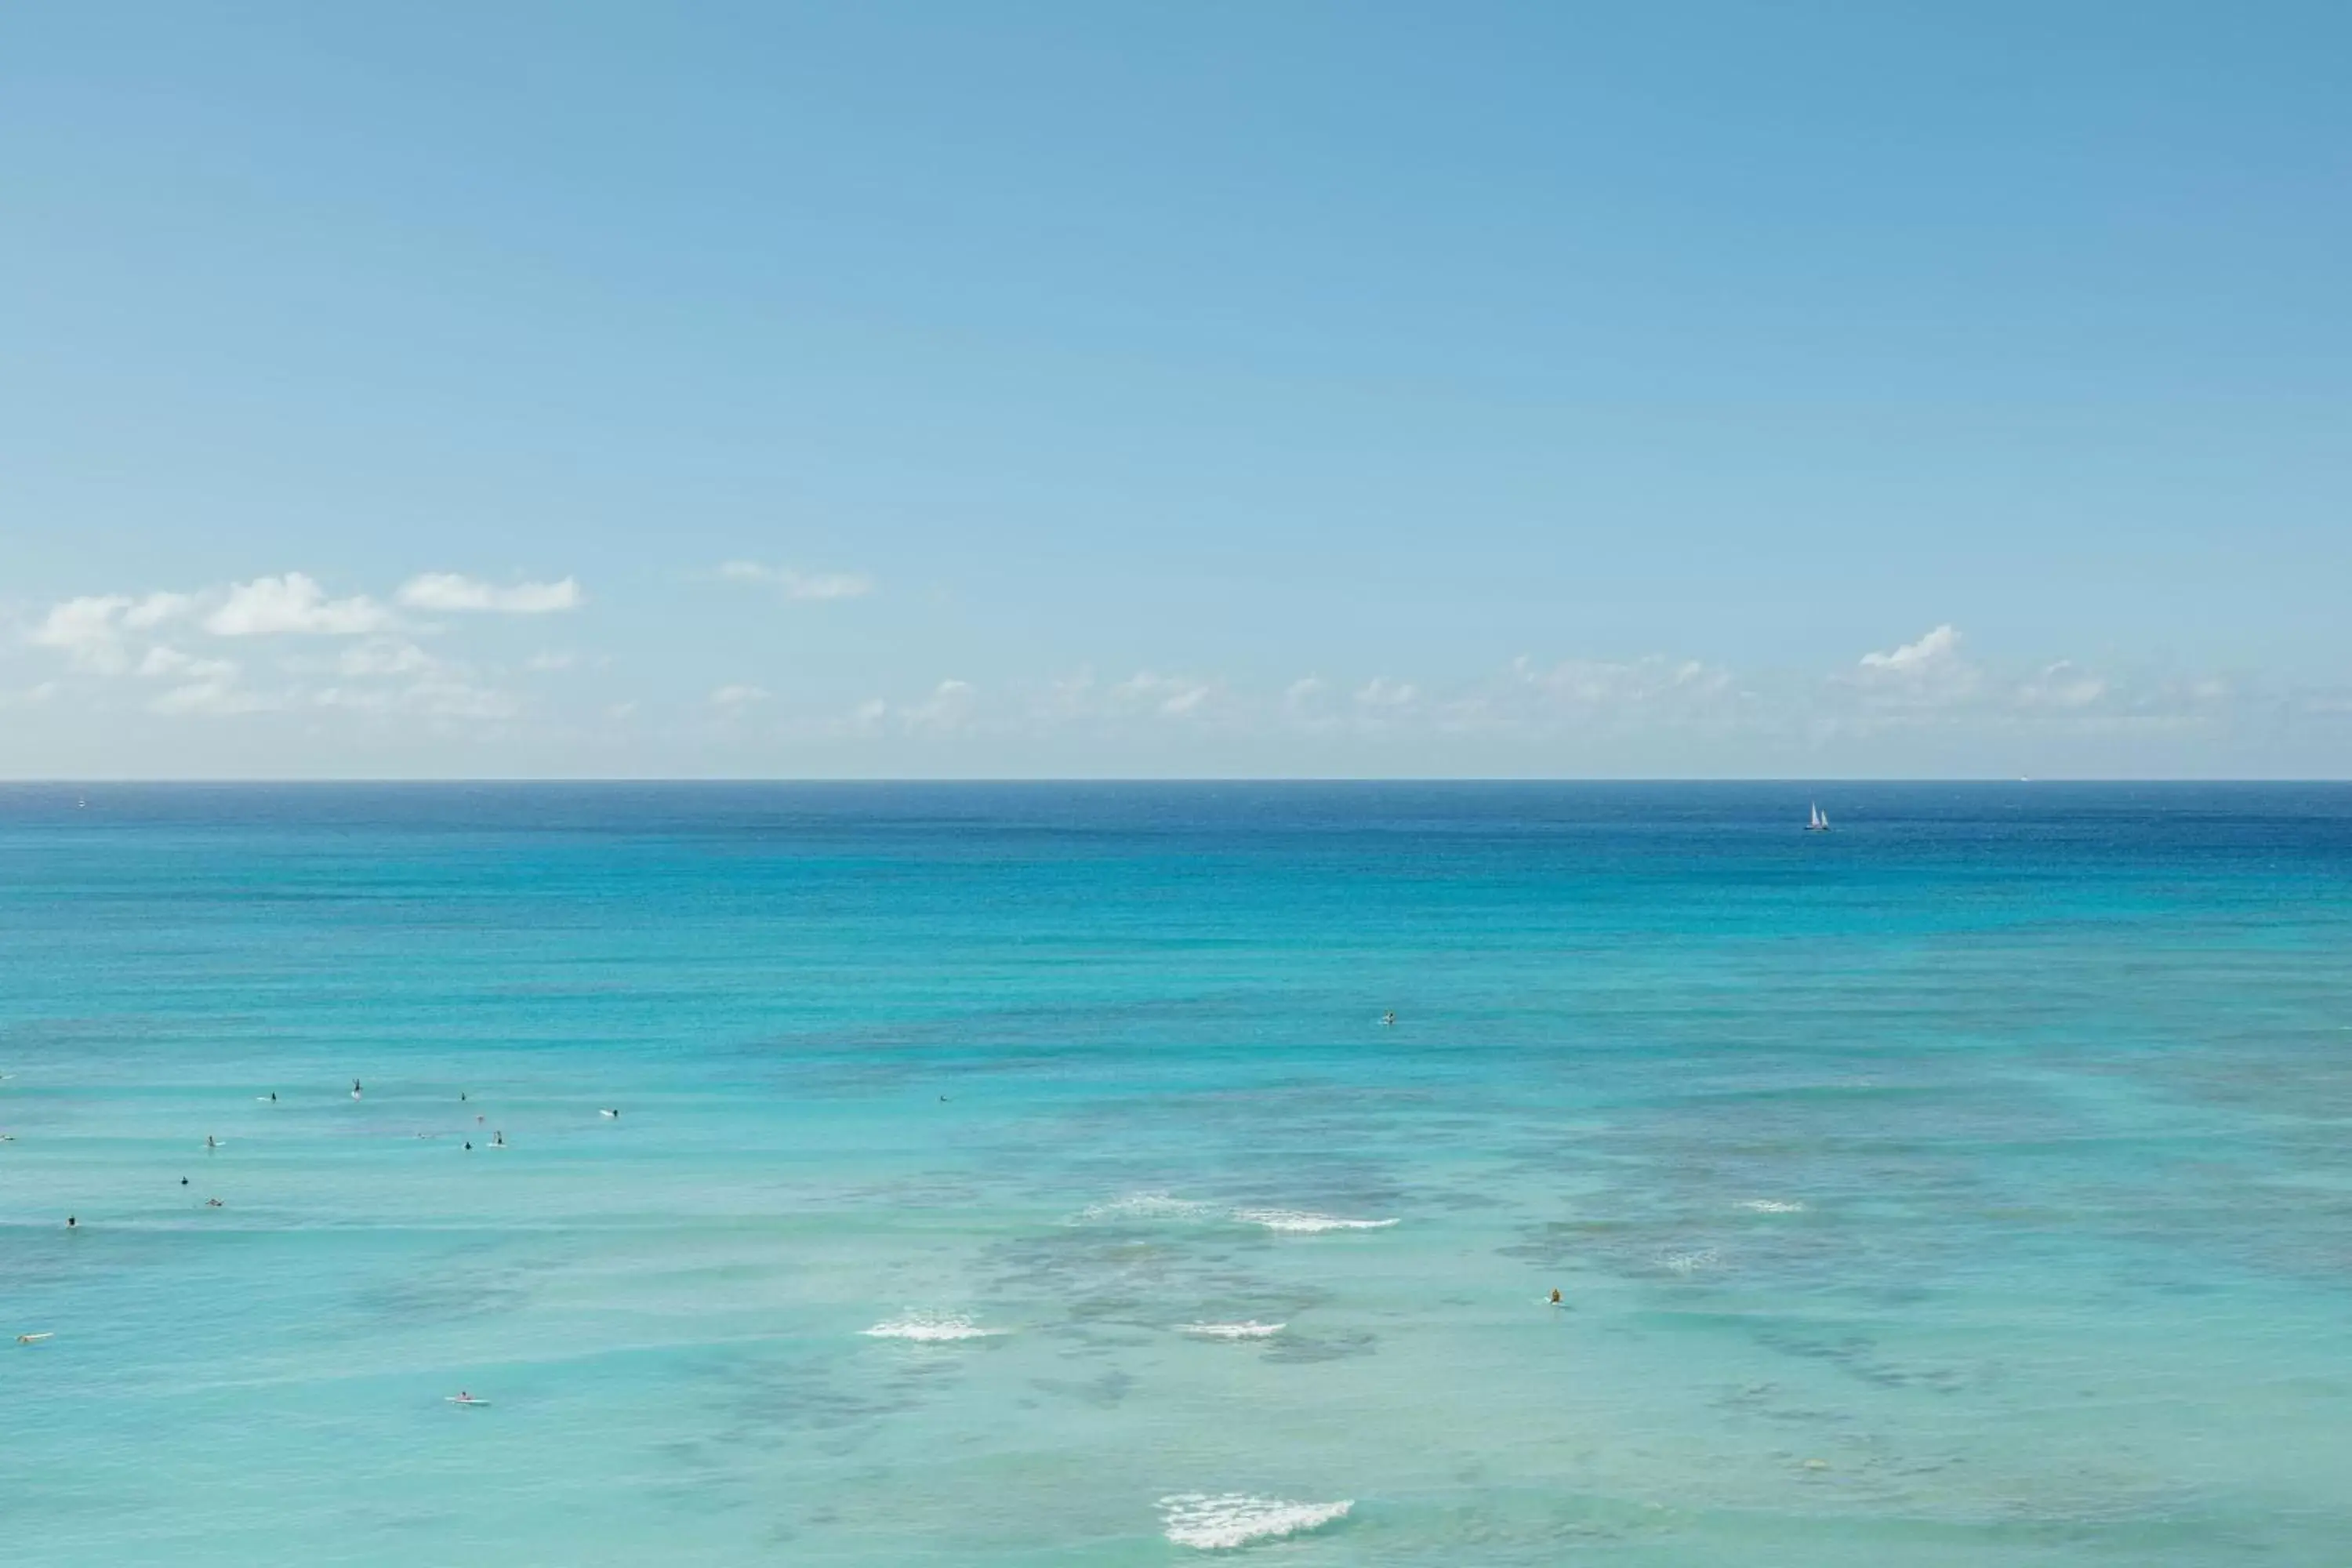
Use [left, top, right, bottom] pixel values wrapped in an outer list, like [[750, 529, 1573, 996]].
[[334, 640, 437, 677], [525, 650, 578, 672], [606, 701, 639, 720], [204, 573, 393, 637], [902, 678, 975, 734], [397, 573, 583, 614], [1112, 671, 1211, 717], [1355, 677, 1417, 710], [709, 683, 770, 710], [27, 595, 136, 672], [2016, 660, 2107, 710], [1860, 624, 1961, 672], [719, 561, 875, 601], [1284, 676, 1327, 705]]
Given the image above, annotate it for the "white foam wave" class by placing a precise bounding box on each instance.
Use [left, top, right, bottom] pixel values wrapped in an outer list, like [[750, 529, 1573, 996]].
[[1232, 1208, 1397, 1234], [1659, 1247, 1721, 1275], [1073, 1192, 1219, 1224], [1177, 1320, 1286, 1339], [1740, 1199, 1806, 1214], [1159, 1493, 1352, 1550], [860, 1313, 999, 1342]]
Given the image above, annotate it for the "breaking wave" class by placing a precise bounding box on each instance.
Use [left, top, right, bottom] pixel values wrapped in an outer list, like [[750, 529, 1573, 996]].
[[1231, 1209, 1396, 1234], [860, 1313, 1000, 1342], [1073, 1192, 1219, 1224], [1159, 1493, 1352, 1549]]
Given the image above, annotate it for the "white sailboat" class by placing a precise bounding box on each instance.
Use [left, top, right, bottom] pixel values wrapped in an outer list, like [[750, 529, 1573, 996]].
[[1806, 802, 1830, 832]]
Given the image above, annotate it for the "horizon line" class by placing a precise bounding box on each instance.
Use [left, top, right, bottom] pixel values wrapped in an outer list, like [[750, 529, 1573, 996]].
[[3, 776, 2348, 788]]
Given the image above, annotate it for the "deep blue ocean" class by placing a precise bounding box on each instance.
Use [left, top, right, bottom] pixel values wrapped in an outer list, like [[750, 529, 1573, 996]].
[[5, 782, 2350, 1563]]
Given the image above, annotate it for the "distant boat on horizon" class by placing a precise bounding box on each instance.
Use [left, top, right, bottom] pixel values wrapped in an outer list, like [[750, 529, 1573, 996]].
[[1806, 802, 1831, 832]]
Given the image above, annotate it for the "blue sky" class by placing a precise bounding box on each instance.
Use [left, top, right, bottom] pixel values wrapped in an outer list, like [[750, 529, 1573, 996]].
[[5, 2, 2348, 777]]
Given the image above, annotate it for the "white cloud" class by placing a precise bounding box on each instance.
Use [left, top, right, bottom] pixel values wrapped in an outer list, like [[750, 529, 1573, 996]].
[[902, 678, 975, 734], [709, 683, 770, 710], [27, 595, 136, 672], [333, 640, 437, 677], [27, 589, 200, 672], [526, 650, 578, 672], [1860, 624, 1961, 673], [123, 592, 196, 630], [1112, 671, 1211, 717], [397, 573, 583, 614], [17, 573, 561, 734], [2016, 660, 2107, 710], [137, 645, 238, 682], [205, 573, 393, 637], [1847, 624, 1982, 712], [719, 561, 875, 601], [1355, 677, 1417, 710]]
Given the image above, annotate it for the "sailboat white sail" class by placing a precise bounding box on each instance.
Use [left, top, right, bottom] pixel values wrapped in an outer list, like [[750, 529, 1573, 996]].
[[1806, 802, 1830, 832]]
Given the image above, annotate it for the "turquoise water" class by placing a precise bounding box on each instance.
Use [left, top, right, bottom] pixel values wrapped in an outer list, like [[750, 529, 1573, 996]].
[[5, 782, 2350, 1564]]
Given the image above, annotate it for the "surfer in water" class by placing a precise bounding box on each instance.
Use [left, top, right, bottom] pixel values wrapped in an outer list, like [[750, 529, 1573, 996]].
[[492, 1130, 506, 1147], [205, 1135, 216, 1151], [1549, 1288, 1563, 1305], [1381, 1010, 1397, 1026], [352, 1079, 362, 1098]]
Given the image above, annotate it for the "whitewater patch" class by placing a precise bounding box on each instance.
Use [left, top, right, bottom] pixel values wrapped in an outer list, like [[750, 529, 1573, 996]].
[[1232, 1209, 1397, 1235], [1658, 1247, 1722, 1276], [860, 1313, 1000, 1342], [1740, 1199, 1806, 1214], [1159, 1494, 1352, 1550], [1177, 1320, 1286, 1339], [1073, 1192, 1220, 1224]]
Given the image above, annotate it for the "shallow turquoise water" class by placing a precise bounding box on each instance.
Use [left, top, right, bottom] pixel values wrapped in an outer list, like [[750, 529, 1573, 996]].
[[4, 782, 2350, 1563]]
